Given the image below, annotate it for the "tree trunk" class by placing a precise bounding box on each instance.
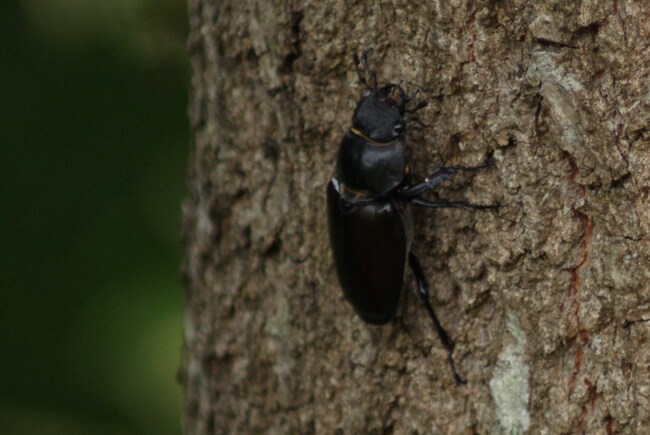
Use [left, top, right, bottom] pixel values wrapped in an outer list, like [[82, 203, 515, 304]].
[[182, 1, 650, 433]]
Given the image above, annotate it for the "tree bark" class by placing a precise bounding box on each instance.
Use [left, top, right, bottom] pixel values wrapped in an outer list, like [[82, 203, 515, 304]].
[[182, 1, 650, 433]]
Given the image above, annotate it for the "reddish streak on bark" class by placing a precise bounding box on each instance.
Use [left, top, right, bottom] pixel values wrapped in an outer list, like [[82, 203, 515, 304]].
[[571, 213, 593, 302], [568, 348, 582, 397], [605, 415, 614, 435], [568, 213, 592, 396], [576, 378, 598, 432], [566, 154, 598, 432]]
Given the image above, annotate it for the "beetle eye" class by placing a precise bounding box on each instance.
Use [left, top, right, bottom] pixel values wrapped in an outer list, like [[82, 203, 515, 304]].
[[393, 124, 404, 136]]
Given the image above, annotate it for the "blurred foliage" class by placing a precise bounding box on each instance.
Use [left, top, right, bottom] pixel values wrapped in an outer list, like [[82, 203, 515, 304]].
[[1, 0, 188, 433]]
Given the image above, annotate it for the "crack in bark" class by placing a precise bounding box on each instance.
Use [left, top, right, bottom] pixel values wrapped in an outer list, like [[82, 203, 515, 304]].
[[280, 11, 303, 74], [532, 38, 577, 49], [612, 121, 635, 187]]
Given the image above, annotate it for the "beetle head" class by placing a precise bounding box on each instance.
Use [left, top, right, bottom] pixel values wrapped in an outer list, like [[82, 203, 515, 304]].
[[351, 84, 406, 143]]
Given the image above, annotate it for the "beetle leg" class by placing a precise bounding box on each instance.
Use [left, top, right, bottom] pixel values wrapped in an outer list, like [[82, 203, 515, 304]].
[[410, 197, 500, 210], [404, 88, 420, 103], [397, 167, 456, 196], [404, 100, 428, 114], [398, 159, 493, 197], [408, 253, 466, 385], [404, 94, 428, 126], [408, 115, 428, 129]]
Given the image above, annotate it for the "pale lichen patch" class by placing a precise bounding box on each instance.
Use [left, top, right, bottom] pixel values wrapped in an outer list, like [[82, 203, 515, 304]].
[[490, 311, 530, 434]]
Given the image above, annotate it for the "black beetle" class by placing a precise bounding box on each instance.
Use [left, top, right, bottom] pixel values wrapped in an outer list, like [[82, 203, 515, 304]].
[[327, 50, 498, 383]]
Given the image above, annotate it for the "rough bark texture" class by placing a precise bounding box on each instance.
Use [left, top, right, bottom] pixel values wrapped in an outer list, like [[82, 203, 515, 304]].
[[182, 1, 650, 433]]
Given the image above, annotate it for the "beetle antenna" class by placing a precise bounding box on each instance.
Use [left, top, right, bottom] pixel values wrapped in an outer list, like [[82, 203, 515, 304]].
[[353, 52, 370, 89], [360, 49, 378, 89], [353, 49, 378, 90]]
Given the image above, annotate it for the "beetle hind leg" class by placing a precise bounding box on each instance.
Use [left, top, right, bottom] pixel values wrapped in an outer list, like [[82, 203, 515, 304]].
[[408, 253, 466, 384]]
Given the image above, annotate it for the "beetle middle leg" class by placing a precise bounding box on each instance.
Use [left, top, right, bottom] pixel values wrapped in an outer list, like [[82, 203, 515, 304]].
[[408, 253, 466, 384]]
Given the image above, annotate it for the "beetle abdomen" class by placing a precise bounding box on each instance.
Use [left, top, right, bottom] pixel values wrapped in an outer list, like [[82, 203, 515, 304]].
[[327, 180, 407, 324]]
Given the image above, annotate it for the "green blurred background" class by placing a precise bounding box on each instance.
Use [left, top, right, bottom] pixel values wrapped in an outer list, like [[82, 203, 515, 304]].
[[1, 0, 188, 433]]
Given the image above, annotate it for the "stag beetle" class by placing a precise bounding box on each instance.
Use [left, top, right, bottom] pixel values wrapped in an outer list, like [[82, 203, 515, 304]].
[[327, 50, 498, 383]]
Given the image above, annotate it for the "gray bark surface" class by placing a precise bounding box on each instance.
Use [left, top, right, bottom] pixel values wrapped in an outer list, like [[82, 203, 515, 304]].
[[182, 1, 650, 433]]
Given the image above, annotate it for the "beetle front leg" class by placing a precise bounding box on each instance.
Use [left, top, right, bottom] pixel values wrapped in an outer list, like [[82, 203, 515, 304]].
[[410, 197, 500, 210], [398, 160, 492, 197], [404, 92, 428, 128], [408, 253, 466, 385]]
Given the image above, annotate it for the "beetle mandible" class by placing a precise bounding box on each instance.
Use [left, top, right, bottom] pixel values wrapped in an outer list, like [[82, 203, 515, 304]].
[[327, 50, 498, 383]]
